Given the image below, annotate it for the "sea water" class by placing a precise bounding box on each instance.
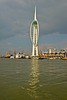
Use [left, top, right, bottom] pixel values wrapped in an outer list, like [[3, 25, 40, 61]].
[[0, 58, 67, 100]]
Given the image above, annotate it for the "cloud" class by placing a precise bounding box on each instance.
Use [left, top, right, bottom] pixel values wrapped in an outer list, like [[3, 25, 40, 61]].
[[0, 0, 7, 2], [39, 43, 55, 51], [7, 42, 12, 45], [38, 0, 67, 35], [0, 0, 67, 40], [16, 34, 29, 38], [39, 40, 67, 51]]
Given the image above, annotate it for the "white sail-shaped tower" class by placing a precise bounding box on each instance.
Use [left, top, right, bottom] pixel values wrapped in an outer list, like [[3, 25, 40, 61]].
[[30, 6, 39, 58]]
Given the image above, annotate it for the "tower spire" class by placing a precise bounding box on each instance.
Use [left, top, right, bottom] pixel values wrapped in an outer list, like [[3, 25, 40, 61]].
[[34, 5, 37, 20]]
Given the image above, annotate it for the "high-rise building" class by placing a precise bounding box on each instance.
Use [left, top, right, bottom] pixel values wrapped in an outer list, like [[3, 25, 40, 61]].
[[30, 6, 39, 57]]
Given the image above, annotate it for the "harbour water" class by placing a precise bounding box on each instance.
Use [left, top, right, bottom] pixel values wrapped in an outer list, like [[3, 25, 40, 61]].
[[0, 58, 67, 100]]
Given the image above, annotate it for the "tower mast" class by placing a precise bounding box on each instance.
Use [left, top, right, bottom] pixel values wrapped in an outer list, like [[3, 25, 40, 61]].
[[34, 6, 37, 20]]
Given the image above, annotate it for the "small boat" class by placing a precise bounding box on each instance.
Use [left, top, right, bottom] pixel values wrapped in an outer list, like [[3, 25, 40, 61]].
[[32, 56, 39, 59], [62, 53, 67, 60], [39, 50, 44, 60], [10, 56, 14, 59], [39, 57, 44, 60], [49, 57, 54, 59], [49, 57, 56, 59], [62, 58, 67, 60]]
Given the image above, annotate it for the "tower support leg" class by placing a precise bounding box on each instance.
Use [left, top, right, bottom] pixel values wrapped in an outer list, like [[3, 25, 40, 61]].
[[36, 46, 38, 56], [32, 44, 35, 56]]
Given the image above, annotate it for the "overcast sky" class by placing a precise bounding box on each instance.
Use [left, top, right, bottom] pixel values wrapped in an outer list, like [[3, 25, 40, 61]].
[[0, 0, 67, 55]]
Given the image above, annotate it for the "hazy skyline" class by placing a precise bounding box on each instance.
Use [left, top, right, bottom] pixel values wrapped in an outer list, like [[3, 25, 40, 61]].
[[0, 0, 67, 55]]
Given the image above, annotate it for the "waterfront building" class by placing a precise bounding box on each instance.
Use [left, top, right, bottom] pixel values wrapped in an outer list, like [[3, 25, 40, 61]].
[[30, 6, 39, 58], [59, 49, 65, 54], [43, 51, 64, 59], [48, 48, 56, 54], [16, 52, 25, 59]]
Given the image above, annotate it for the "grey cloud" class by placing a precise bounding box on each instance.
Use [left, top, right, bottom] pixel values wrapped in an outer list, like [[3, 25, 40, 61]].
[[0, 0, 67, 40], [38, 0, 67, 35]]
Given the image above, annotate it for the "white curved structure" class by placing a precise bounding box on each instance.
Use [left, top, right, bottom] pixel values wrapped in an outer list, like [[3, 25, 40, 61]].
[[30, 6, 39, 57]]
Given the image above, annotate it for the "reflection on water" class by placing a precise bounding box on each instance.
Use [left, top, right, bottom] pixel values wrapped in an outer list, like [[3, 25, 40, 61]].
[[27, 59, 40, 99]]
